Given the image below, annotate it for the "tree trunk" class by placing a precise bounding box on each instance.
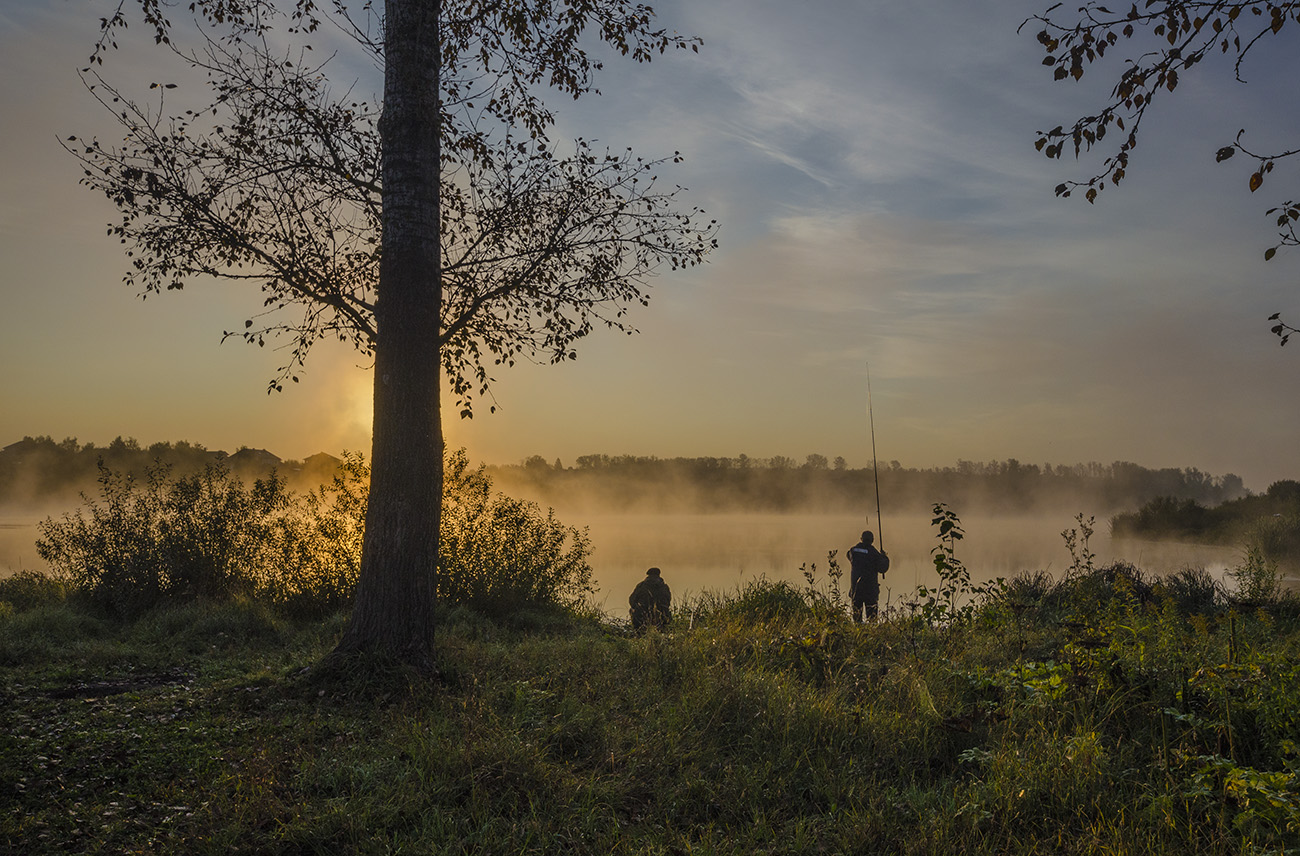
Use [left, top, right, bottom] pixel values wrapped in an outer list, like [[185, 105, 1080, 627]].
[[333, 0, 442, 671]]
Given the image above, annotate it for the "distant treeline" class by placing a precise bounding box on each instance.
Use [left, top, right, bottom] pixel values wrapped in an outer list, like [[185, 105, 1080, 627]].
[[0, 436, 341, 507], [2, 436, 1260, 519], [488, 453, 1250, 515]]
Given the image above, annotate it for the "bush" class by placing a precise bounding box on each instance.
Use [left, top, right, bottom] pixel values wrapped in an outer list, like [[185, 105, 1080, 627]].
[[0, 569, 68, 613], [256, 453, 368, 617], [1245, 512, 1300, 569], [36, 458, 292, 616], [1157, 566, 1222, 615], [438, 450, 593, 613], [1229, 543, 1284, 606], [34, 449, 593, 618]]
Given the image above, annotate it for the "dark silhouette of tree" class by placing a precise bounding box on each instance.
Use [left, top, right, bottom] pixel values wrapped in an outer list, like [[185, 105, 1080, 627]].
[[1022, 1, 1299, 339], [72, 0, 715, 670]]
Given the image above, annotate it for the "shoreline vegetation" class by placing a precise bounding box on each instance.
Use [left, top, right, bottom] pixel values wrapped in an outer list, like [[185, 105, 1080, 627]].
[[3, 461, 1300, 853], [1113, 484, 1300, 566]]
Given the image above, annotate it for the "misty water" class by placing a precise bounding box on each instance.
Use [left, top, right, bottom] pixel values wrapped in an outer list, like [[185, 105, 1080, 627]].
[[574, 511, 1244, 618], [0, 509, 1249, 617], [0, 518, 43, 575]]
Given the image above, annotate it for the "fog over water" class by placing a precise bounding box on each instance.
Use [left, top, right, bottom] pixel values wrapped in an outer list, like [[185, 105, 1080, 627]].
[[576, 511, 1243, 618], [0, 514, 52, 576], [0, 506, 1249, 618]]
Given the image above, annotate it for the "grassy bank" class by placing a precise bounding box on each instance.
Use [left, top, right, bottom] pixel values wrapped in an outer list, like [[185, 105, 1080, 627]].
[[3, 566, 1300, 855]]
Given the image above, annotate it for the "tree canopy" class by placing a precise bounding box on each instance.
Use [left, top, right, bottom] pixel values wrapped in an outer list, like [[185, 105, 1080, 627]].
[[71, 0, 716, 411]]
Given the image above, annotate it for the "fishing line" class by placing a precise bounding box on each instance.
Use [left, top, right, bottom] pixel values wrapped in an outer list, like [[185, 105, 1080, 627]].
[[867, 362, 883, 549]]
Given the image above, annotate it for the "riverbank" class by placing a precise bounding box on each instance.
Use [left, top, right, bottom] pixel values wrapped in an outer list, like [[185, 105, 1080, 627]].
[[3, 568, 1299, 855]]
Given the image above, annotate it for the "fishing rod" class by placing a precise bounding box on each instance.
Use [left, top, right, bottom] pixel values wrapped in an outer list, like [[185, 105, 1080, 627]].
[[867, 362, 883, 551]]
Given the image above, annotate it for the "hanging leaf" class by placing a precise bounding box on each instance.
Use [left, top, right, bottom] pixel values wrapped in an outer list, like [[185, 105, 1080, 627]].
[[1250, 172, 1264, 192]]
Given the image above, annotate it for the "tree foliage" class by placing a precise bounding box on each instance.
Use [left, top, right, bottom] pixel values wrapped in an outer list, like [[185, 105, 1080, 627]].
[[1024, 0, 1300, 339], [68, 1, 716, 410]]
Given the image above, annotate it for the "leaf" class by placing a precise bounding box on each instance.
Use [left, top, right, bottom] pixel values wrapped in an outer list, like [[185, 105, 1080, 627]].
[[1250, 172, 1263, 192], [1215, 146, 1235, 162], [1265, 247, 1277, 261]]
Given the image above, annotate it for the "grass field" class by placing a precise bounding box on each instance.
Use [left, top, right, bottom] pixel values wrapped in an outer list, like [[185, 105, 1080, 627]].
[[3, 564, 1299, 855]]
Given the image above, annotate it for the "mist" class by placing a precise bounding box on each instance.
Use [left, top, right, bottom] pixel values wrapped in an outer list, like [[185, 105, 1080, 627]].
[[1, 441, 1272, 618], [486, 456, 1258, 616]]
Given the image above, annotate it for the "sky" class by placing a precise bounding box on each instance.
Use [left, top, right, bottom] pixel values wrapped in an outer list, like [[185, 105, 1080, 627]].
[[2, 0, 1299, 493]]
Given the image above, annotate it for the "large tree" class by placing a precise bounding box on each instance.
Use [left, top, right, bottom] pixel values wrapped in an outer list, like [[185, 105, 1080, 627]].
[[1023, 0, 1299, 342], [75, 0, 716, 669]]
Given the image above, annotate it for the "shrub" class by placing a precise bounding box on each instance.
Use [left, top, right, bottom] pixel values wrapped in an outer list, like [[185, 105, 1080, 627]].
[[34, 449, 593, 618], [1157, 566, 1222, 615], [36, 458, 292, 616], [0, 569, 68, 613], [1244, 512, 1300, 569], [1229, 543, 1283, 606], [438, 450, 594, 613], [278, 449, 595, 615], [256, 452, 368, 617]]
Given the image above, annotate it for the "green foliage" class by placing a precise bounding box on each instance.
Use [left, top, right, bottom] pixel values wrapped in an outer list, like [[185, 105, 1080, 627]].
[[36, 459, 293, 616], [5, 566, 1300, 855], [438, 450, 594, 613], [686, 577, 818, 629], [1245, 511, 1300, 568], [0, 569, 68, 613], [799, 550, 847, 617], [1062, 512, 1097, 575], [1230, 543, 1284, 606], [32, 450, 593, 619], [257, 453, 368, 617], [1158, 566, 1222, 615], [1112, 482, 1300, 571], [907, 503, 1005, 627], [6, 571, 1300, 855]]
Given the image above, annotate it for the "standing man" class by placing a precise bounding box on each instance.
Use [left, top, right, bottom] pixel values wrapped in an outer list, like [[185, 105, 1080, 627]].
[[848, 531, 889, 622], [629, 567, 672, 632]]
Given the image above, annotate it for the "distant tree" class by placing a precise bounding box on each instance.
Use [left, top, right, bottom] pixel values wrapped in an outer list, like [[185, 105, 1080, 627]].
[[833, 456, 848, 471], [523, 455, 551, 472], [1023, 0, 1300, 339], [804, 454, 830, 470], [73, 0, 715, 669]]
